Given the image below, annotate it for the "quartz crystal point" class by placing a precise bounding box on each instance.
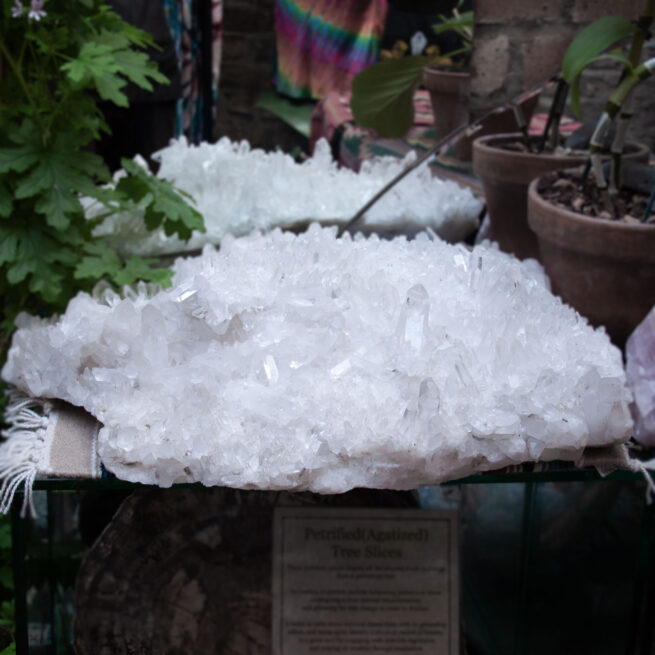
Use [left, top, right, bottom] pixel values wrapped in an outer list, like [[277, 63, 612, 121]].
[[626, 306, 655, 446], [3, 226, 633, 491], [89, 137, 482, 255]]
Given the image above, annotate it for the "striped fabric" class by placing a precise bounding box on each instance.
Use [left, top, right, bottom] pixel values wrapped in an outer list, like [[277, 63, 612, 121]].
[[163, 0, 223, 142], [275, 0, 388, 100]]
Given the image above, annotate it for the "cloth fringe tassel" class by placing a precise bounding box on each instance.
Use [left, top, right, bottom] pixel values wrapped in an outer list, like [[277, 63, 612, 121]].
[[0, 393, 53, 517]]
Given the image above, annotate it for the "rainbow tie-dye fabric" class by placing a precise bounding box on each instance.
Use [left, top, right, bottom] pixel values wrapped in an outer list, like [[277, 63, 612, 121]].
[[275, 0, 388, 99]]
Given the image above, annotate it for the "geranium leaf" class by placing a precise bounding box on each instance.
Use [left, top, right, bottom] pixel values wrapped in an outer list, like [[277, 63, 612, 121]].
[[120, 158, 205, 240], [0, 183, 13, 218], [0, 229, 18, 266], [3, 227, 67, 302], [28, 262, 64, 302], [14, 133, 98, 200], [35, 186, 83, 230], [74, 243, 122, 280], [93, 72, 129, 107], [0, 146, 39, 174], [112, 49, 168, 90], [113, 256, 172, 286]]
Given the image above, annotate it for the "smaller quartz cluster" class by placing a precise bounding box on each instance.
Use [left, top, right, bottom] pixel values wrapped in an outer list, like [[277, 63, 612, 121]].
[[3, 227, 632, 491], [91, 138, 482, 255]]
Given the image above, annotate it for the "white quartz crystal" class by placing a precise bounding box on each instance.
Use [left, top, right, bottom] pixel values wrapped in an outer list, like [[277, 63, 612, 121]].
[[3, 226, 633, 491], [90, 138, 482, 255]]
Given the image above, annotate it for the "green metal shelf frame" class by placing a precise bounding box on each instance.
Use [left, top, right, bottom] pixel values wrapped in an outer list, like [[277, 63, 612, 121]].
[[9, 468, 655, 654]]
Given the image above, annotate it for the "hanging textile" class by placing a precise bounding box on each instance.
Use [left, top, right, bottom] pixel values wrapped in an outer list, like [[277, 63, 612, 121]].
[[163, 0, 223, 142], [275, 0, 388, 100]]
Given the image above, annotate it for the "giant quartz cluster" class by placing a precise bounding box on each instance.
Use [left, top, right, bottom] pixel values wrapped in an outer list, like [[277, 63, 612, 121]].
[[3, 226, 632, 491], [91, 138, 482, 255]]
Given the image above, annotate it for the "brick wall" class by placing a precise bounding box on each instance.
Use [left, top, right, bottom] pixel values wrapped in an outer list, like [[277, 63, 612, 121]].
[[471, 0, 655, 148], [214, 0, 654, 151], [215, 0, 307, 152]]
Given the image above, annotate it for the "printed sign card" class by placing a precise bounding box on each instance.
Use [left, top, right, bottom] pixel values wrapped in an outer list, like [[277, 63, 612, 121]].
[[273, 508, 459, 655]]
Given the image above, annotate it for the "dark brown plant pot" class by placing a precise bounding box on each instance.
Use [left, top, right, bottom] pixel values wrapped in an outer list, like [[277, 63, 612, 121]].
[[528, 174, 655, 347], [422, 67, 470, 158], [473, 134, 650, 261]]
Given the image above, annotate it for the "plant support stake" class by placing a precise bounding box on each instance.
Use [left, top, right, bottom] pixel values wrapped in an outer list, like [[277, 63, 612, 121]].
[[342, 79, 553, 236], [338, 123, 469, 236]]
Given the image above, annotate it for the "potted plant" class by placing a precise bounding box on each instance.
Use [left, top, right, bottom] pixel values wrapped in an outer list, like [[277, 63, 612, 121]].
[[473, 76, 650, 261], [527, 2, 655, 345], [0, 0, 204, 405], [349, 2, 473, 140], [421, 2, 472, 145]]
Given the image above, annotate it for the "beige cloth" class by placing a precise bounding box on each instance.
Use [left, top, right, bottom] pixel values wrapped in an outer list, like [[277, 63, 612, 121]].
[[42, 402, 102, 479]]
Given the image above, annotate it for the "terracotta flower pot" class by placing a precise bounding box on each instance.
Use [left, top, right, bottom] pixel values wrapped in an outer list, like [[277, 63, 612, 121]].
[[527, 174, 655, 346], [422, 67, 470, 157], [473, 134, 650, 261]]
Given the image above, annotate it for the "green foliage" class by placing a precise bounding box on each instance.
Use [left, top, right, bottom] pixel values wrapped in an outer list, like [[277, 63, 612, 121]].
[[117, 159, 204, 240], [432, 0, 473, 58], [255, 92, 314, 139], [0, 517, 13, 653], [0, 0, 204, 344], [350, 3, 473, 138], [562, 16, 636, 117], [351, 56, 429, 138]]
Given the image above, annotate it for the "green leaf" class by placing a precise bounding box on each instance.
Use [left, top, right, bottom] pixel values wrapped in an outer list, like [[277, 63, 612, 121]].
[[94, 71, 129, 107], [0, 567, 13, 592], [74, 242, 122, 280], [62, 41, 129, 106], [0, 230, 18, 266], [255, 93, 314, 138], [0, 601, 13, 621], [119, 159, 205, 241], [93, 29, 131, 52], [62, 43, 117, 84], [562, 16, 636, 83], [14, 133, 99, 200], [433, 10, 474, 35], [568, 52, 634, 117], [113, 256, 171, 286], [2, 227, 67, 302], [0, 183, 12, 218], [112, 49, 168, 90], [0, 146, 39, 174], [114, 173, 150, 203], [350, 56, 427, 138], [569, 74, 583, 121], [120, 22, 157, 50], [29, 265, 65, 302], [34, 186, 83, 230]]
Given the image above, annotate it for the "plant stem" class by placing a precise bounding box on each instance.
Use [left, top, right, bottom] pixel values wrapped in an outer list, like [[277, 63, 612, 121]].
[[608, 0, 654, 192], [538, 78, 567, 153], [627, 0, 655, 69], [609, 96, 633, 193], [0, 38, 37, 115], [511, 103, 531, 151], [590, 57, 655, 206], [548, 81, 568, 151]]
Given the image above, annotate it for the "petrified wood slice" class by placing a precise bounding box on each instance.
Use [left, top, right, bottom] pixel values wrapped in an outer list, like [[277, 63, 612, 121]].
[[74, 488, 416, 654]]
